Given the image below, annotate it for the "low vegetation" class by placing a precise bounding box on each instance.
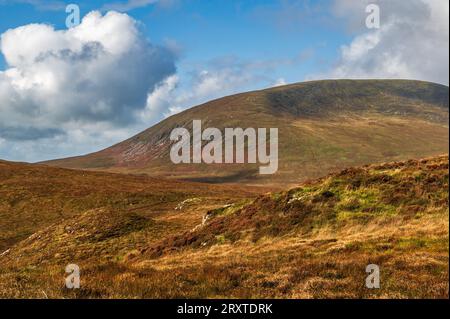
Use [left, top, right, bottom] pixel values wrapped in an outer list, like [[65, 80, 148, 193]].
[[0, 155, 448, 298]]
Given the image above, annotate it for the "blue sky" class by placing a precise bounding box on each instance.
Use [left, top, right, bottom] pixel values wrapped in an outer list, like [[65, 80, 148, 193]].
[[0, 0, 350, 83], [0, 0, 448, 162]]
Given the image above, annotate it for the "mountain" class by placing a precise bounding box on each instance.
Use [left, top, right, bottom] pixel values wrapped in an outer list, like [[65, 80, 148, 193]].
[[42, 79, 449, 185], [2, 155, 448, 298]]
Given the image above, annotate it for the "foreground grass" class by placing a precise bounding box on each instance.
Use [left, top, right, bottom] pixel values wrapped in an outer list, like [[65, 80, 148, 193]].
[[0, 156, 448, 298]]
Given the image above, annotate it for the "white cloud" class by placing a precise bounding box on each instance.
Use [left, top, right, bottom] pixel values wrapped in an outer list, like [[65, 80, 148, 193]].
[[0, 123, 137, 162], [140, 74, 179, 121], [0, 10, 293, 162], [324, 0, 449, 85], [272, 78, 287, 87], [140, 58, 280, 120], [0, 10, 176, 161], [140, 68, 249, 120], [1, 54, 276, 161]]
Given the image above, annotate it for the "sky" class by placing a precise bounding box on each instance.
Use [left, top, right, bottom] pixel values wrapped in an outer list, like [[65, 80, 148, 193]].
[[0, 0, 448, 162]]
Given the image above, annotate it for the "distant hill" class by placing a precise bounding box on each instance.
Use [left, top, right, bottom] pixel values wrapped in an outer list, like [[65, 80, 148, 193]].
[[42, 79, 449, 185]]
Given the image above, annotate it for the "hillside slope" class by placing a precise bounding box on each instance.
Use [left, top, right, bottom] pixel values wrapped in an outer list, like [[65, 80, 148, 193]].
[[147, 155, 449, 255], [1, 155, 448, 298], [0, 160, 267, 252], [43, 80, 449, 185]]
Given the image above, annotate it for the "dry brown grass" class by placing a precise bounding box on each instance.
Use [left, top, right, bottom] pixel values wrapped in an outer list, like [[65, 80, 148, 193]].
[[0, 156, 448, 298], [0, 160, 269, 252]]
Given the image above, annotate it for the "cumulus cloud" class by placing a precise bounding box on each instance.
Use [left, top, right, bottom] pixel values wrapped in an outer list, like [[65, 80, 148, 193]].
[[140, 67, 257, 121], [0, 10, 176, 161], [0, 122, 137, 162], [0, 10, 290, 162], [140, 74, 179, 120], [272, 78, 287, 87], [325, 0, 449, 85], [139, 55, 295, 120]]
